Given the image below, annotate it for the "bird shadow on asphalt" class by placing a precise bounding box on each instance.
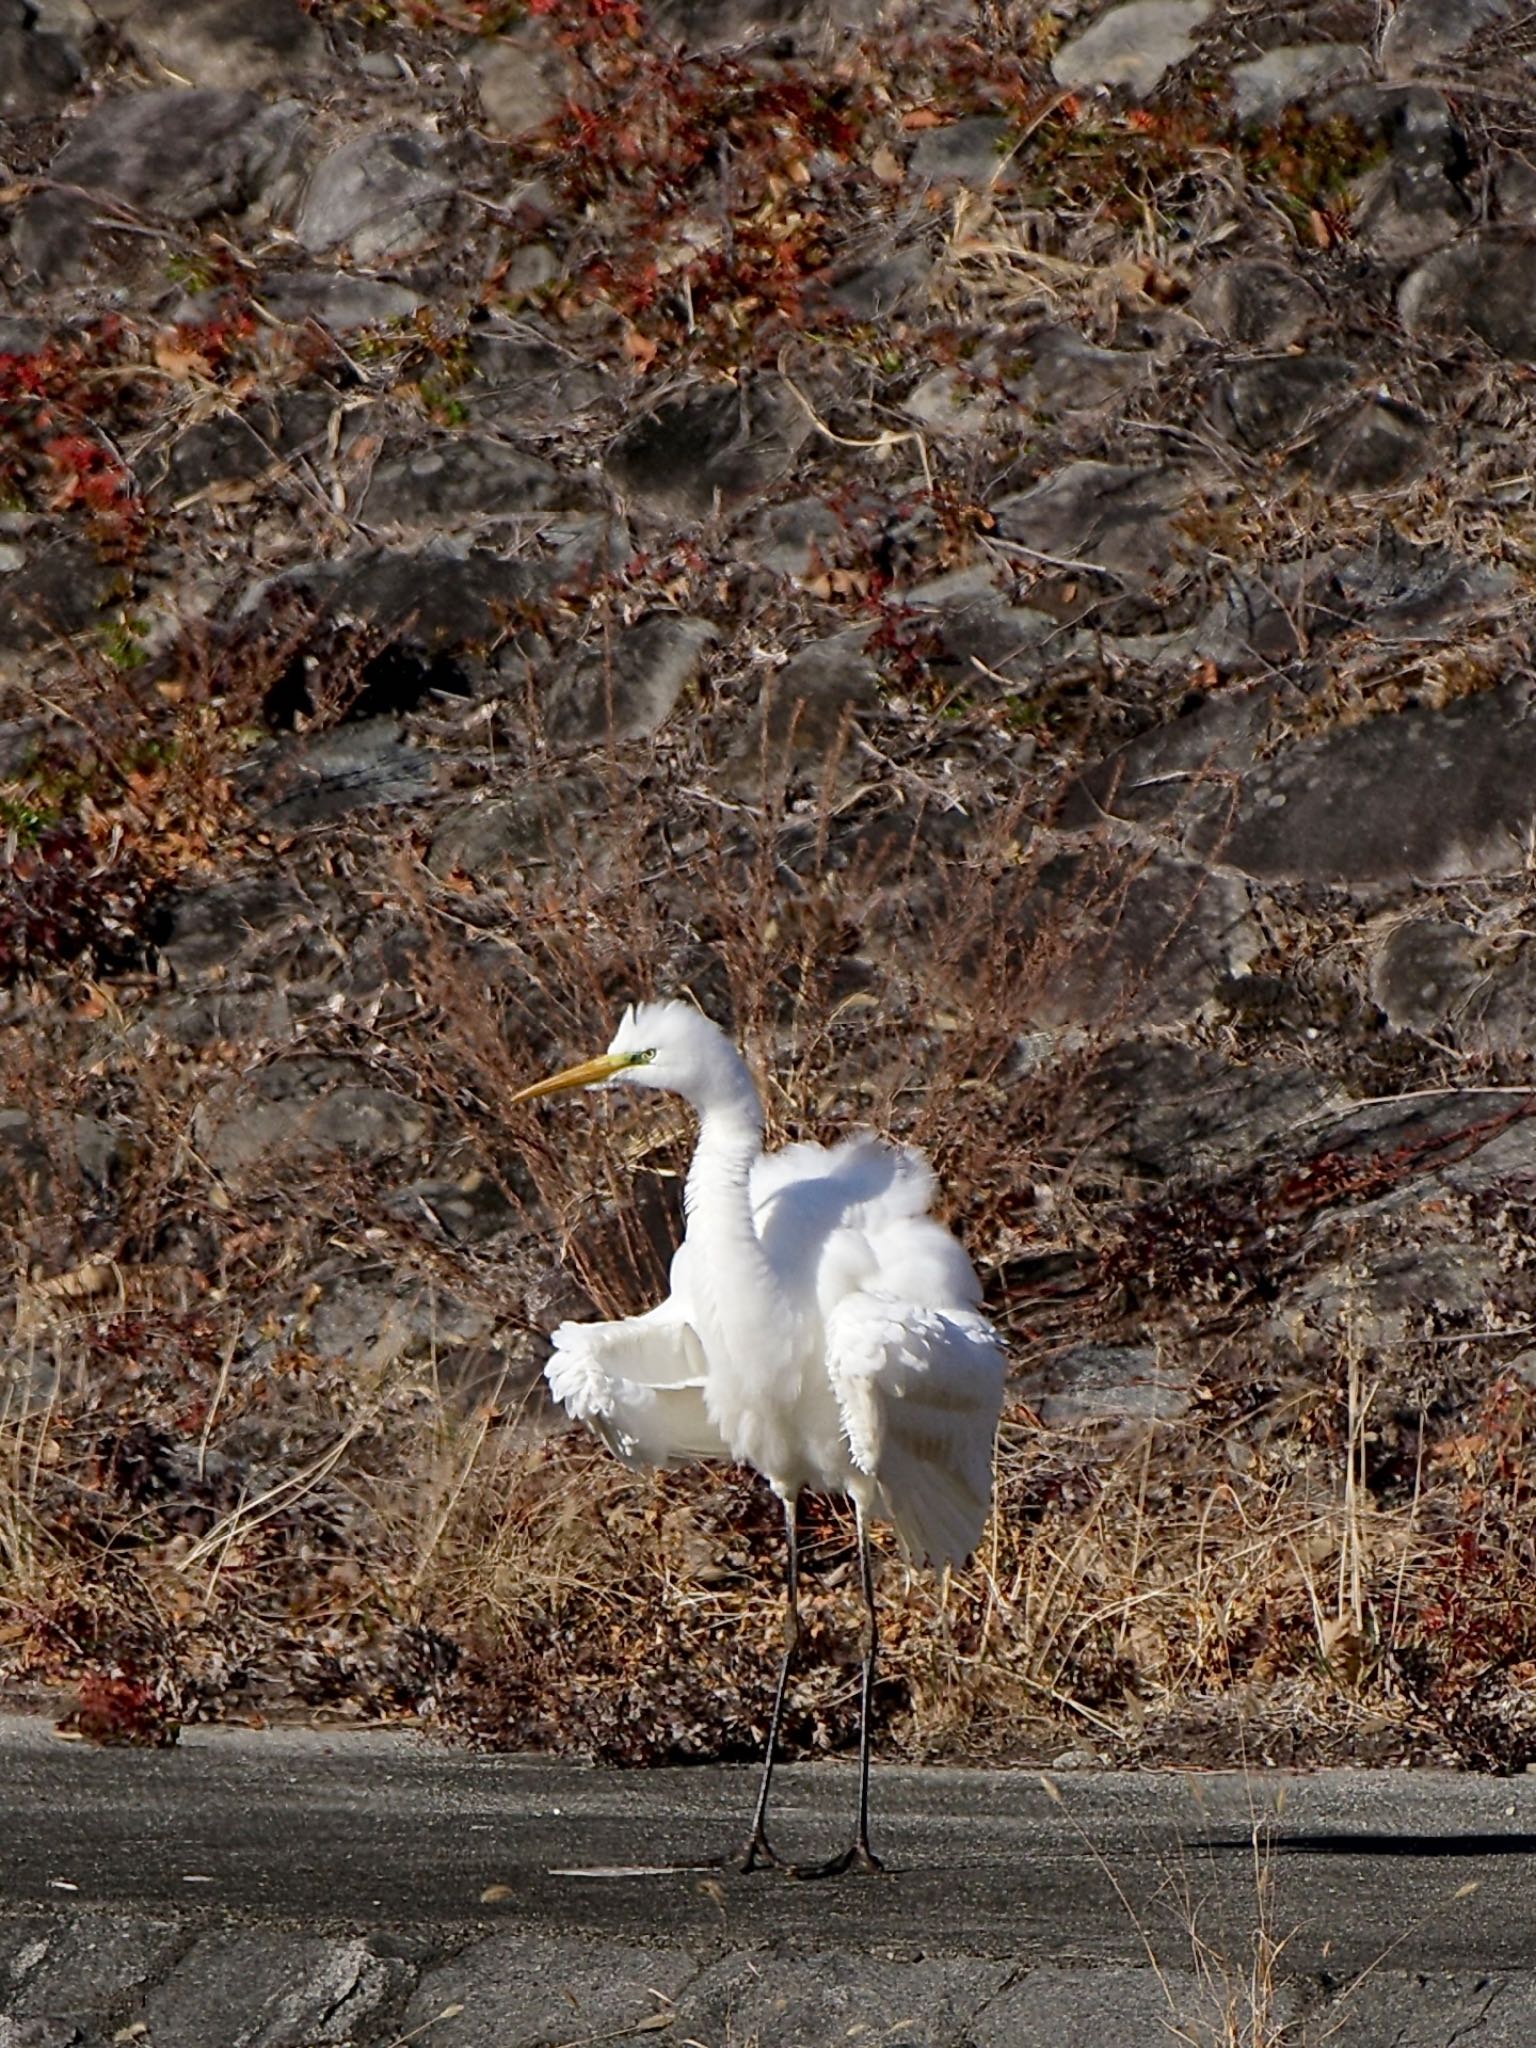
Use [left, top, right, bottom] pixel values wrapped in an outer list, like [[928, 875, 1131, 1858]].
[[1205, 1832, 1536, 1858]]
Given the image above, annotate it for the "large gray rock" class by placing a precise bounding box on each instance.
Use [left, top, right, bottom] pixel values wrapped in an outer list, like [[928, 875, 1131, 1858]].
[[1321, 529, 1513, 637], [1325, 1969, 1536, 2048], [156, 986, 298, 1049], [261, 548, 548, 685], [94, 0, 328, 91], [1069, 602, 1535, 889], [251, 720, 437, 829], [1303, 395, 1432, 491], [1019, 845, 1261, 1029], [1346, 88, 1472, 261], [463, 327, 609, 431], [142, 1927, 406, 2048], [1372, 918, 1536, 1053], [982, 1964, 1295, 2048], [1017, 1342, 1194, 1427], [993, 461, 1196, 586], [1063, 1038, 1339, 1180], [296, 1265, 496, 1364], [259, 272, 424, 331], [818, 241, 933, 319], [1231, 43, 1371, 126], [359, 438, 576, 529], [20, 0, 93, 29], [1188, 261, 1324, 347], [1212, 355, 1355, 453], [1052, 0, 1213, 98], [1399, 235, 1536, 361], [903, 563, 1058, 700], [0, 537, 128, 657], [908, 115, 1012, 188], [469, 27, 564, 139], [682, 1951, 1014, 2048], [606, 378, 809, 521], [428, 774, 605, 883], [1000, 324, 1157, 414], [195, 1058, 430, 1177], [1279, 1235, 1507, 1359], [155, 873, 309, 979], [1190, 527, 1506, 670], [721, 628, 882, 798], [403, 1935, 696, 2048], [296, 131, 455, 263], [151, 391, 333, 503], [0, 317, 50, 355], [901, 364, 1000, 439], [748, 496, 846, 578], [1382, 0, 1512, 75], [0, 8, 81, 117], [46, 88, 288, 218], [544, 614, 717, 744], [387, 1169, 520, 1248], [15, 87, 303, 277], [0, 1110, 130, 1227], [1204, 682, 1536, 886], [3, 1912, 187, 2024]]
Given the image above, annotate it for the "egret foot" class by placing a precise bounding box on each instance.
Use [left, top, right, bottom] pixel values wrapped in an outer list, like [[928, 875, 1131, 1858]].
[[734, 1829, 791, 1874], [789, 1842, 885, 1880]]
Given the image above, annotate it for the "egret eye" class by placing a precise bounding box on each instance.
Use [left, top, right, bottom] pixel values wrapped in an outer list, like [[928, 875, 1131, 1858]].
[[628, 1048, 657, 1067]]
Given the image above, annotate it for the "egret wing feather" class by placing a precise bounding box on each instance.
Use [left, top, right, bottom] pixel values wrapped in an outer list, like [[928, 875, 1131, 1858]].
[[825, 1293, 1005, 1567], [546, 1296, 726, 1470], [748, 1125, 1003, 1558]]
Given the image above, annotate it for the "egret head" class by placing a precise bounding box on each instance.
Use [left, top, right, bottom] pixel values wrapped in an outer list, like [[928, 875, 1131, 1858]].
[[511, 1000, 760, 1119]]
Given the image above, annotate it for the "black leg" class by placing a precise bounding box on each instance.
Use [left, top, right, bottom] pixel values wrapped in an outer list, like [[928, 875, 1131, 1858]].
[[790, 1501, 885, 1879], [848, 1500, 884, 1871], [737, 1491, 800, 1872]]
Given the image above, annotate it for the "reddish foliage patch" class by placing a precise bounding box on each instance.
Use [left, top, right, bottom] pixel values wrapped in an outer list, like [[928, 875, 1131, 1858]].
[[527, 0, 646, 31], [0, 318, 149, 557], [515, 18, 874, 360], [0, 825, 166, 987], [59, 1671, 181, 1748]]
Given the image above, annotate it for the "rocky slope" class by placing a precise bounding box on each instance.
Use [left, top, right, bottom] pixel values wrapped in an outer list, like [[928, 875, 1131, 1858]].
[[4, 0, 1536, 1768]]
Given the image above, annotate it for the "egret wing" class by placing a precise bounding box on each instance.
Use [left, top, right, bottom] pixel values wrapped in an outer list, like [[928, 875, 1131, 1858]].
[[546, 1288, 726, 1469], [825, 1292, 1006, 1566]]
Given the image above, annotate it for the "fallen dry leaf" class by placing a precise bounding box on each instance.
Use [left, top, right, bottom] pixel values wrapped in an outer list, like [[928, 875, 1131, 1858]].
[[623, 324, 659, 370], [153, 333, 215, 381]]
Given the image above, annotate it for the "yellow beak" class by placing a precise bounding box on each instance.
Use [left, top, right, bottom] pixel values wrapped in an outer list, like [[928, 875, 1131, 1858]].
[[510, 1051, 630, 1104]]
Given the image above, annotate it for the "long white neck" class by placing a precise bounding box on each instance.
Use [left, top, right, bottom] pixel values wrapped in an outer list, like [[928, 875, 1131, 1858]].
[[681, 1063, 792, 1370]]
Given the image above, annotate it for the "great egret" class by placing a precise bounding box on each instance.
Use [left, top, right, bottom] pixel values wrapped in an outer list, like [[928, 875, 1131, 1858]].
[[512, 999, 1006, 1876]]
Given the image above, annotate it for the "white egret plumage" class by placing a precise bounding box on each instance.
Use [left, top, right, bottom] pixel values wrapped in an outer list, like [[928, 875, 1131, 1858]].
[[512, 999, 1006, 1876]]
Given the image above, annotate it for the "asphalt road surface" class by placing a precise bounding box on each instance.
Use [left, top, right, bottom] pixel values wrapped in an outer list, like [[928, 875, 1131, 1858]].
[[5, 1712, 1536, 2046]]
